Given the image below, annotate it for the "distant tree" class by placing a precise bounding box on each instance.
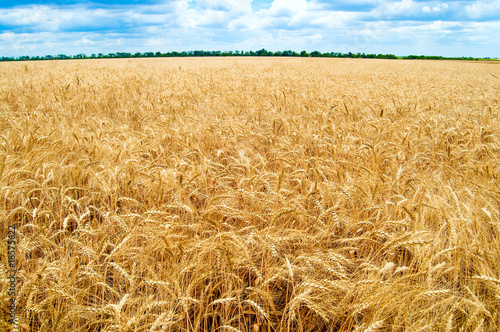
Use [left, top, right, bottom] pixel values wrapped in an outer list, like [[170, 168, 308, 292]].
[[4, 49, 489, 61], [376, 54, 397, 59], [256, 48, 269, 56], [116, 52, 131, 58]]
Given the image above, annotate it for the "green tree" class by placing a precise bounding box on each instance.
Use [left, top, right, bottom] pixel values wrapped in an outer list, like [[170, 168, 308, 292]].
[[256, 48, 269, 56]]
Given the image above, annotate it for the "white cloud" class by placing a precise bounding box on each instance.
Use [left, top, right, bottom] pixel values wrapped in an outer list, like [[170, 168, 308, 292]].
[[0, 6, 119, 32], [432, 4, 449, 12], [0, 1, 196, 33], [265, 0, 309, 17], [465, 1, 500, 19], [422, 3, 449, 14], [310, 11, 359, 28], [0, 0, 499, 58], [80, 37, 94, 45], [385, 0, 418, 16], [195, 0, 252, 12], [306, 33, 322, 41]]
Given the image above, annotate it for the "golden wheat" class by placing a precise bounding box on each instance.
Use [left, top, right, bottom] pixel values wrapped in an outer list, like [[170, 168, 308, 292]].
[[0, 57, 499, 331]]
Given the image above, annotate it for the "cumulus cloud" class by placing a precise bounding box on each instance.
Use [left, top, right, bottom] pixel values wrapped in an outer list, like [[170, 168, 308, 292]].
[[265, 0, 309, 17], [465, 1, 500, 19], [0, 0, 499, 57], [195, 0, 252, 12], [423, 3, 449, 13], [0, 1, 194, 33]]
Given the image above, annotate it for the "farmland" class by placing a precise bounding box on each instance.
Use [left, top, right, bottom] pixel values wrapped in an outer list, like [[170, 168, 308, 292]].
[[1, 57, 500, 331]]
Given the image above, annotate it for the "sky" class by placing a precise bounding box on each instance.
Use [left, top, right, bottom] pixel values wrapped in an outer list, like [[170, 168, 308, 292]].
[[0, 0, 499, 58]]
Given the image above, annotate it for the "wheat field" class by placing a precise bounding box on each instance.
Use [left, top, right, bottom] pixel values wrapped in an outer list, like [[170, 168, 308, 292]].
[[1, 57, 500, 331]]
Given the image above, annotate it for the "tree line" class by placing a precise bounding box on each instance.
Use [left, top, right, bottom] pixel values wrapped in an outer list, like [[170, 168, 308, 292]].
[[1, 49, 492, 61]]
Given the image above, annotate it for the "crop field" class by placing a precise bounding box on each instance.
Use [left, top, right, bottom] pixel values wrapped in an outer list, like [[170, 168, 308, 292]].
[[1, 57, 500, 331]]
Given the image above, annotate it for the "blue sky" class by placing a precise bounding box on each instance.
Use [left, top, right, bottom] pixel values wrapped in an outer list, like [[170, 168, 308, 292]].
[[0, 0, 499, 57]]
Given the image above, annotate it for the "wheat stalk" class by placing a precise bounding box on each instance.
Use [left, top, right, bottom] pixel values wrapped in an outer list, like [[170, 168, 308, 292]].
[[2, 57, 499, 331]]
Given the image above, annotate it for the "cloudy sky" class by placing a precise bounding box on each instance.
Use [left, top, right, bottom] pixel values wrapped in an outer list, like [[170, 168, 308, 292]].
[[0, 0, 499, 58]]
